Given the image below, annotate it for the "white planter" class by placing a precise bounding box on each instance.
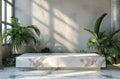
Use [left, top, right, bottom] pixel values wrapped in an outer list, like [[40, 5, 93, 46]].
[[16, 53, 106, 69]]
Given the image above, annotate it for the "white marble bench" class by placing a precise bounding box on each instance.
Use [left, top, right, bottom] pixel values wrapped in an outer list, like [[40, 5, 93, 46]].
[[16, 53, 106, 69]]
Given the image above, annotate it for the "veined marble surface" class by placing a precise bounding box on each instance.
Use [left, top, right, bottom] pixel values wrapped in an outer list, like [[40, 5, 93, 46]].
[[0, 67, 120, 79], [16, 53, 106, 69]]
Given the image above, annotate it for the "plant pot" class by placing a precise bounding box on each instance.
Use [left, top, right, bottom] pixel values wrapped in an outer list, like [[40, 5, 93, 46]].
[[13, 45, 36, 54]]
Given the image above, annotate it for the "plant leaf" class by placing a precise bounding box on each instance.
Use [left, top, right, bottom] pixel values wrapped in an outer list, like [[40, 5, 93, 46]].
[[2, 17, 41, 52], [27, 25, 40, 36], [94, 13, 107, 36], [84, 28, 98, 38], [11, 17, 21, 28], [110, 29, 120, 38]]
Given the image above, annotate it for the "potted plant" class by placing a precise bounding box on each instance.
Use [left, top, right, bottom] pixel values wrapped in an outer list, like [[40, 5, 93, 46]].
[[2, 17, 40, 53], [84, 13, 120, 64]]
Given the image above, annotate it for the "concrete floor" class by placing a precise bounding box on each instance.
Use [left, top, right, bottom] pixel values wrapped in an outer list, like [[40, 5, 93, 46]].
[[0, 67, 120, 79]]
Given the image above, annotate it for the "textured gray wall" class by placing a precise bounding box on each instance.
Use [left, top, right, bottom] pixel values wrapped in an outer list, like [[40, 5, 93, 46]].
[[15, 0, 111, 52]]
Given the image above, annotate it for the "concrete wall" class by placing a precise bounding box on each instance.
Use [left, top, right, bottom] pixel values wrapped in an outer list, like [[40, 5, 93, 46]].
[[15, 0, 111, 52]]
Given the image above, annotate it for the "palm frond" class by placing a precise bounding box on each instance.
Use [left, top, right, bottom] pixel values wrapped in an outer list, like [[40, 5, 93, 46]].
[[2, 32, 11, 42], [27, 25, 40, 36], [11, 17, 21, 28], [2, 17, 40, 52]]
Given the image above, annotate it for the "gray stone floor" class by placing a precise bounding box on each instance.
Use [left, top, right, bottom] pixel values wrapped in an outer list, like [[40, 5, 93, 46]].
[[0, 67, 120, 79]]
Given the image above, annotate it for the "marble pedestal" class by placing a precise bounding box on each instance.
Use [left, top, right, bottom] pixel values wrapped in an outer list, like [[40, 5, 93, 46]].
[[16, 53, 106, 69]]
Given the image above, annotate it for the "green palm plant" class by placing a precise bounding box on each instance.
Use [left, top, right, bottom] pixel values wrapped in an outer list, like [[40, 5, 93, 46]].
[[84, 13, 120, 64], [102, 30, 120, 64], [2, 17, 40, 53], [84, 13, 107, 54]]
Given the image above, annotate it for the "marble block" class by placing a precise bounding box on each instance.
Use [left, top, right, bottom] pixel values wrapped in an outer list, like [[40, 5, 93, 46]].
[[16, 53, 106, 69]]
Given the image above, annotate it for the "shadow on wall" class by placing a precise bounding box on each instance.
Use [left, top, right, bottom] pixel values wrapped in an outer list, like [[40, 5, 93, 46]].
[[16, 0, 111, 52], [31, 0, 79, 52]]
